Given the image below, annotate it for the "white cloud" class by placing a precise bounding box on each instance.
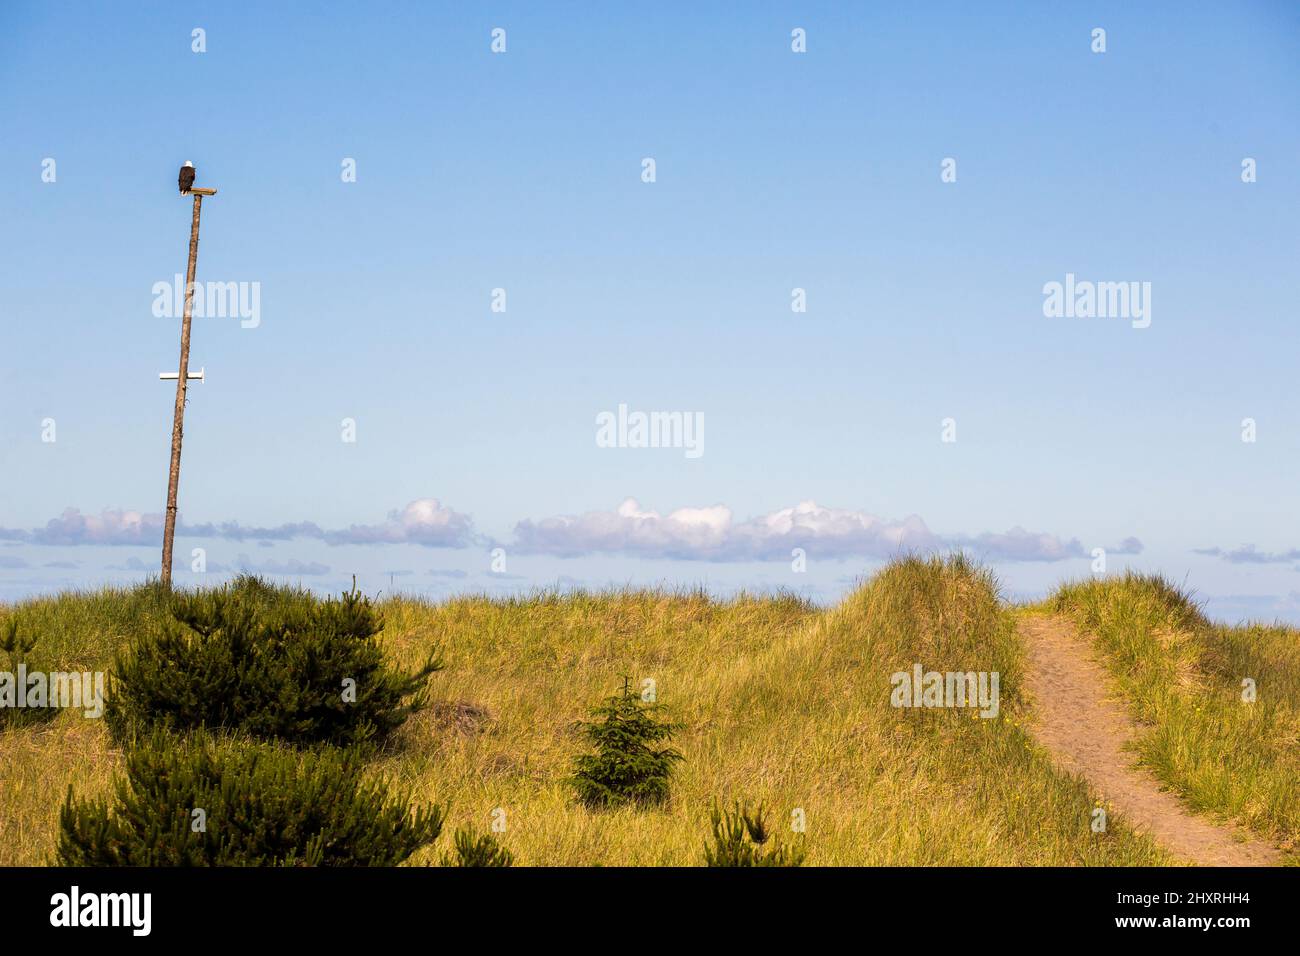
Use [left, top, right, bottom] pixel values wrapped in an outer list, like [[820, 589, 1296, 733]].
[[31, 508, 165, 546], [513, 497, 735, 559], [1193, 544, 1300, 565], [732, 501, 937, 559], [1, 499, 475, 549], [321, 498, 474, 547], [951, 527, 1085, 562], [512, 497, 1093, 563]]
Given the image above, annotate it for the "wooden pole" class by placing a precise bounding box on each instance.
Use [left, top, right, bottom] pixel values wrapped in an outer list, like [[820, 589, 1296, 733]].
[[161, 193, 206, 587]]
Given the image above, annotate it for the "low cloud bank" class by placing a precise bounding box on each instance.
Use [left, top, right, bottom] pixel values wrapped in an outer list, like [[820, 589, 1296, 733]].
[[3, 498, 1139, 565], [512, 498, 1133, 563]]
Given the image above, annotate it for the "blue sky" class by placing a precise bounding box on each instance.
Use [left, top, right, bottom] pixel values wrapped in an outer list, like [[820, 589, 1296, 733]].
[[1, 1, 1298, 621]]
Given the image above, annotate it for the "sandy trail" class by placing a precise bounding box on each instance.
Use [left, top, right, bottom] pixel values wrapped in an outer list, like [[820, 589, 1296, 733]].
[[1019, 614, 1280, 866]]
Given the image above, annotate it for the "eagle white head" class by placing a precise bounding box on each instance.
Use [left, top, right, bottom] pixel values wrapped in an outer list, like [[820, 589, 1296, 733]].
[[183, 161, 194, 168]]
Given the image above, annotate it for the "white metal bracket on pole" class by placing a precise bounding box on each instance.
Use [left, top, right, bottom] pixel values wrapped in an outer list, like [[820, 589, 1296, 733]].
[[160, 366, 205, 383]]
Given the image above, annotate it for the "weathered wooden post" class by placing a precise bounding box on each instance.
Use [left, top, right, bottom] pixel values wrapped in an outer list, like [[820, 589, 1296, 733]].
[[160, 185, 217, 587]]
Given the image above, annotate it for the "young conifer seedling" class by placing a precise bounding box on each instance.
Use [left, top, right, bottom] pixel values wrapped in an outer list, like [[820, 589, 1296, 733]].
[[570, 677, 683, 809]]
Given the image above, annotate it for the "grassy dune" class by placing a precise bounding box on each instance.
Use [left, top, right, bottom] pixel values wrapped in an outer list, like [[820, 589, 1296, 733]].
[[1052, 575, 1300, 853], [1, 557, 1176, 865]]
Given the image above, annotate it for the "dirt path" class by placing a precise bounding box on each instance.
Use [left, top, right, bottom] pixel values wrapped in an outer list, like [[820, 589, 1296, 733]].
[[1019, 614, 1280, 866]]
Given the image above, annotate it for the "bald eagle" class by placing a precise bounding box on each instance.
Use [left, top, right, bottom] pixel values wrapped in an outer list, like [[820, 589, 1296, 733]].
[[178, 161, 195, 195]]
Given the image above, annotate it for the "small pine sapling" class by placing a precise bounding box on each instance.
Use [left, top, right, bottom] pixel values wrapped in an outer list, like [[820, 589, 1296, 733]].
[[570, 677, 683, 809], [703, 800, 807, 867], [442, 826, 513, 867]]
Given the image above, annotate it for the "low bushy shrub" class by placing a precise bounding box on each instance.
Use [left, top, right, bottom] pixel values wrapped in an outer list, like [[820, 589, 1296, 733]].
[[57, 730, 446, 866], [570, 678, 683, 809], [0, 617, 59, 730], [106, 575, 441, 747]]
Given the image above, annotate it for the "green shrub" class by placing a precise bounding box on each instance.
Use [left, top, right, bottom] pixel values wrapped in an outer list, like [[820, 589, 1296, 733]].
[[570, 678, 683, 809], [441, 826, 513, 867], [703, 801, 806, 867], [0, 617, 59, 730], [106, 575, 441, 747], [57, 730, 446, 866]]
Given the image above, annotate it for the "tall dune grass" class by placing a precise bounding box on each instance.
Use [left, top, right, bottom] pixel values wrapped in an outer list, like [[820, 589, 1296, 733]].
[[0, 557, 1170, 865]]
